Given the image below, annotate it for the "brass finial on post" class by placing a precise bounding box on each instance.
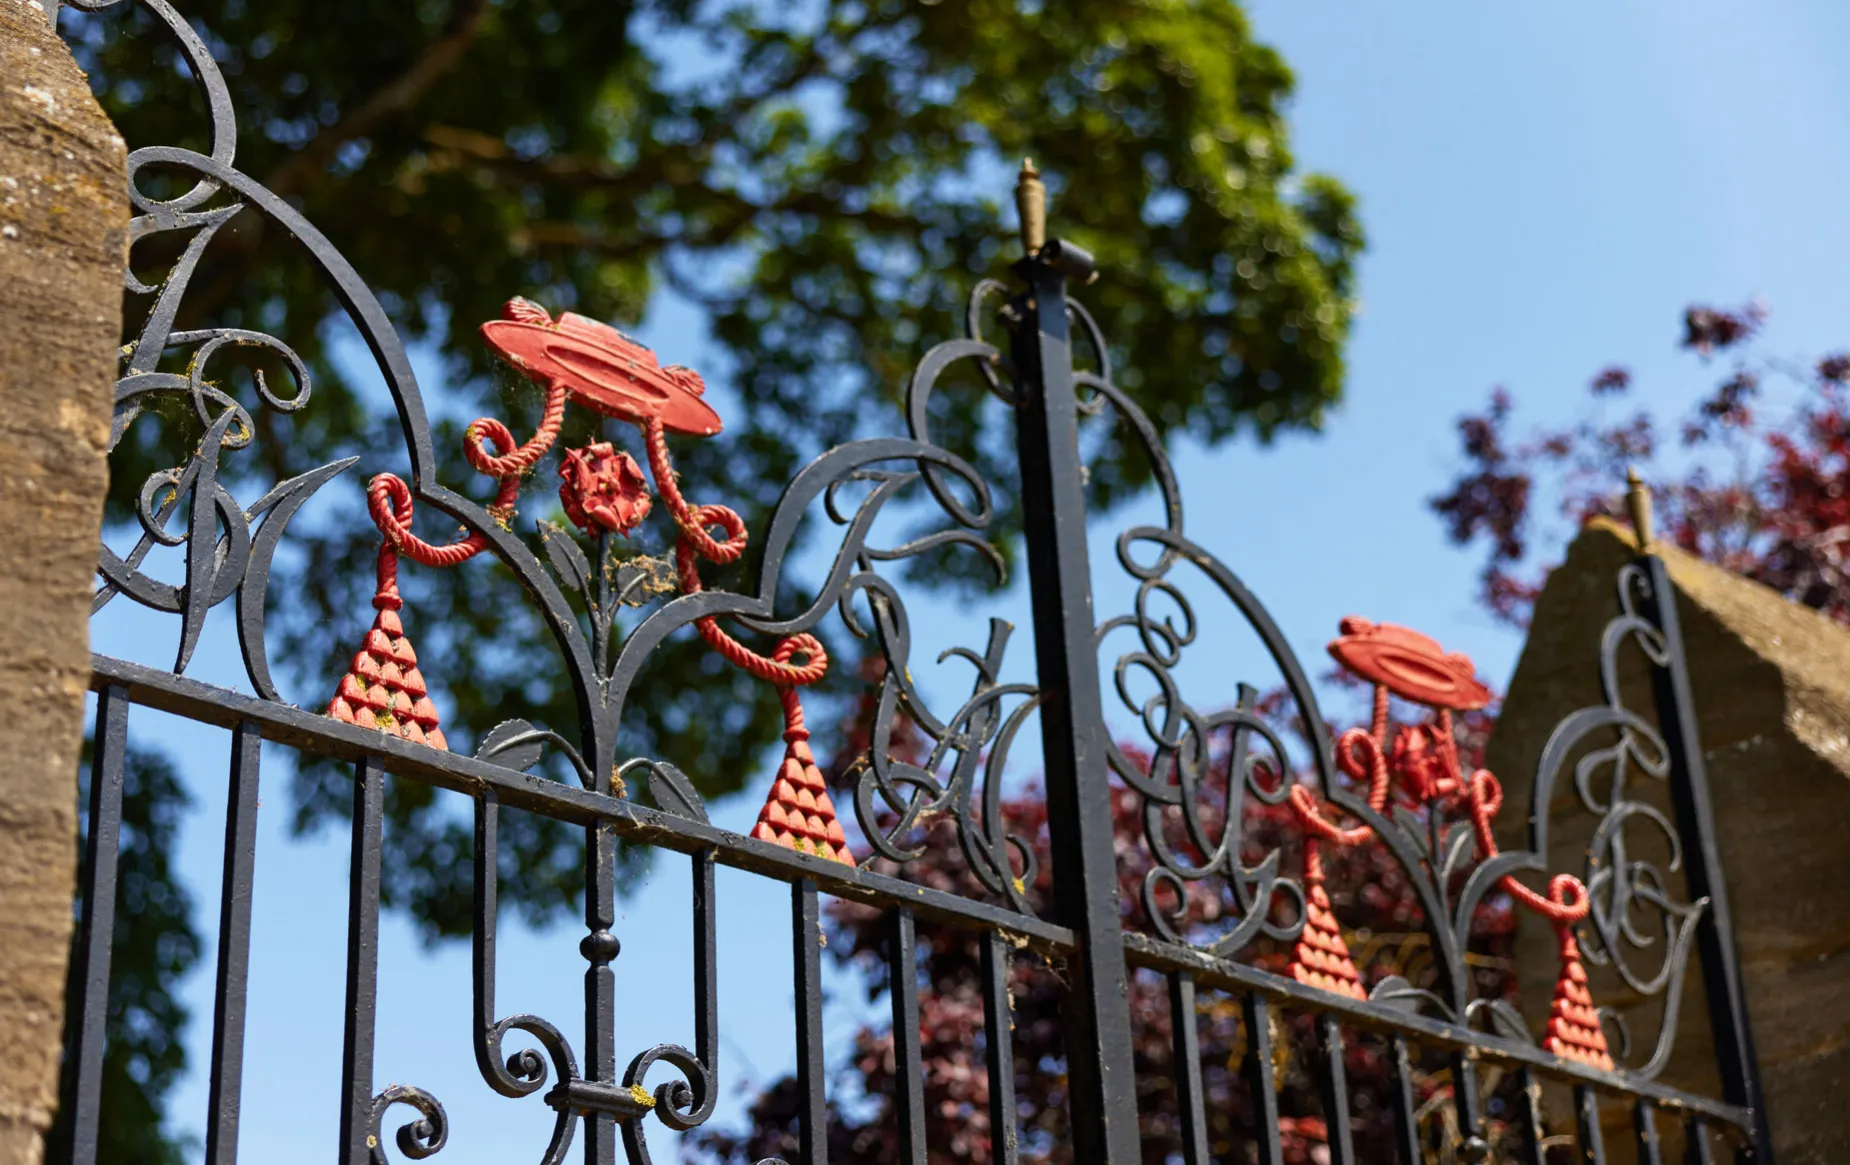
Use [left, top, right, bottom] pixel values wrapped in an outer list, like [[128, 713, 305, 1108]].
[[1016, 157, 1046, 257], [1625, 467, 1655, 550]]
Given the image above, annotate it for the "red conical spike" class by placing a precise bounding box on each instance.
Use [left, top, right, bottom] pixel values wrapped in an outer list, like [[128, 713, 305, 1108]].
[[750, 690, 853, 865], [1544, 928, 1613, 1071], [1286, 842, 1366, 1001], [327, 551, 449, 751]]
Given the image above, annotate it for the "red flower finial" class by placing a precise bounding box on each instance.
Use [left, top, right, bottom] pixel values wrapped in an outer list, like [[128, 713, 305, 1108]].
[[559, 442, 652, 537]]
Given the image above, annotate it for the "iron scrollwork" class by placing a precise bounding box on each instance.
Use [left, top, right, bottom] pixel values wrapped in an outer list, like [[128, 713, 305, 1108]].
[[1074, 287, 1707, 1073], [1481, 562, 1707, 1078], [840, 282, 1046, 912], [83, 0, 1043, 1156]]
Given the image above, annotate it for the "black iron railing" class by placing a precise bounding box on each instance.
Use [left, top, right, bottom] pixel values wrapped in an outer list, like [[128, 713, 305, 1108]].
[[59, 2, 1772, 1162]]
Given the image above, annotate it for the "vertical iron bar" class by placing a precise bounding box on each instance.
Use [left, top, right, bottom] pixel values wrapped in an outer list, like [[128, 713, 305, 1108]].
[[1575, 1086, 1607, 1165], [692, 850, 718, 1082], [1314, 1013, 1355, 1165], [1387, 1035, 1421, 1165], [1640, 555, 1773, 1163], [66, 685, 129, 1165], [1167, 972, 1209, 1165], [794, 879, 826, 1165], [1451, 1051, 1486, 1158], [1686, 1120, 1715, 1165], [583, 820, 618, 1165], [1007, 240, 1140, 1164], [205, 722, 262, 1165], [1241, 994, 1284, 1165], [472, 792, 502, 1081], [889, 908, 926, 1165], [981, 930, 1019, 1165], [1634, 1102, 1665, 1165], [1514, 1067, 1548, 1165], [338, 756, 385, 1165]]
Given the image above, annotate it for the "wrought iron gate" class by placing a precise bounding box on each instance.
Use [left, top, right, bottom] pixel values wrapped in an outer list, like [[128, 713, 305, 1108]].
[[58, 2, 1774, 1162]]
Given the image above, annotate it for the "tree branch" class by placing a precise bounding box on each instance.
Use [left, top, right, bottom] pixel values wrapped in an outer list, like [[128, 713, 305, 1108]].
[[264, 0, 491, 198]]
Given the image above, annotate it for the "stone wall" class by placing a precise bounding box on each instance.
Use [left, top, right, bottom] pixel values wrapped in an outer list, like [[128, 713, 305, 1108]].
[[0, 4, 125, 1163], [1488, 518, 1850, 1163]]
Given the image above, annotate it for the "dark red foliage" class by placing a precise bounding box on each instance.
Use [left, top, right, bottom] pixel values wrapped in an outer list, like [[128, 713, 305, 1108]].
[[1433, 299, 1850, 627], [1589, 365, 1631, 396], [1681, 302, 1764, 355]]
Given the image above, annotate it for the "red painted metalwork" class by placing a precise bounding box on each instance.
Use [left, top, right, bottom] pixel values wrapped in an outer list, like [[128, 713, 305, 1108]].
[[1327, 615, 1491, 712], [1290, 841, 1366, 999], [750, 688, 852, 863], [558, 442, 652, 537], [330, 297, 852, 864], [1295, 616, 1609, 1065], [1546, 927, 1615, 1070], [479, 298, 721, 437], [326, 540, 447, 750]]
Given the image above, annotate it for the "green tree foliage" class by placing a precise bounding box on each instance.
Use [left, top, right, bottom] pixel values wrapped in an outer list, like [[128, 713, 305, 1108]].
[[48, 742, 202, 1165], [73, 0, 1360, 934]]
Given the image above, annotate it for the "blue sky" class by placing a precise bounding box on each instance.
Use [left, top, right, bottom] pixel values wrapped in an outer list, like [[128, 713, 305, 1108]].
[[88, 3, 1850, 1161]]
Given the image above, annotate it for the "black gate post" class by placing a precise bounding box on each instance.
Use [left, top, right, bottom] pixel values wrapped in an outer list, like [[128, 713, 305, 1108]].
[[1007, 164, 1142, 1164], [1626, 476, 1774, 1162]]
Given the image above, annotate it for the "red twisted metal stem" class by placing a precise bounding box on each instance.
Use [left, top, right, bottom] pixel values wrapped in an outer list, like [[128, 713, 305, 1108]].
[[634, 415, 846, 863], [365, 382, 568, 571], [1283, 683, 1391, 998], [641, 416, 829, 688], [331, 387, 567, 749]]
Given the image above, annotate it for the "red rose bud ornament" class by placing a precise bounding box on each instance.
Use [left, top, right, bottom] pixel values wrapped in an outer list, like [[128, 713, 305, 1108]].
[[559, 443, 652, 537], [480, 298, 722, 437]]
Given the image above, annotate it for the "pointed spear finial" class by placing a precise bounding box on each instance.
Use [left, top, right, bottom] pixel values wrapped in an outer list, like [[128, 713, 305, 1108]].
[[1016, 157, 1046, 257], [1625, 467, 1654, 551]]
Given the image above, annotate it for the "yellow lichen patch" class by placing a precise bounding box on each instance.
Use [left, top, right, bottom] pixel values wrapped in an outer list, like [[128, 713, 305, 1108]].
[[629, 1084, 655, 1109]]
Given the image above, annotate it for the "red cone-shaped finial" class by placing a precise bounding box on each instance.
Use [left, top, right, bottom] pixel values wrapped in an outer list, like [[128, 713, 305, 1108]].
[[1544, 926, 1614, 1071], [1287, 842, 1366, 1000], [750, 690, 852, 865], [327, 547, 448, 751]]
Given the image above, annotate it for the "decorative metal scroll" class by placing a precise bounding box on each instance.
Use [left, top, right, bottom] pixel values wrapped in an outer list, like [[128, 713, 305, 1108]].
[[1074, 294, 1707, 1073], [1505, 562, 1707, 1079], [79, 0, 1036, 1157]]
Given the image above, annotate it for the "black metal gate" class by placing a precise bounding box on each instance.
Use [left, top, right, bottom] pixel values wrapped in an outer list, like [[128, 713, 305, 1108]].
[[59, 2, 1774, 1162]]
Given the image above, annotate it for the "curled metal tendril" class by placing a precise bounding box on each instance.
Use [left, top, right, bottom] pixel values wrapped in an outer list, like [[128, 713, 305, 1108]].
[[619, 1043, 717, 1163], [368, 1085, 449, 1162]]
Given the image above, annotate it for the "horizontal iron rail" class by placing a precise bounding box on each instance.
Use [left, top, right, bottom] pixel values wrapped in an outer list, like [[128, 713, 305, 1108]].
[[94, 653, 1753, 1139], [89, 653, 1076, 952], [1124, 932, 1751, 1129]]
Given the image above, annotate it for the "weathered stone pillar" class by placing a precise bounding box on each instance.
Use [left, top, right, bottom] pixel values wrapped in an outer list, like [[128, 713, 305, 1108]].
[[1489, 518, 1850, 1163], [0, 4, 125, 1163]]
